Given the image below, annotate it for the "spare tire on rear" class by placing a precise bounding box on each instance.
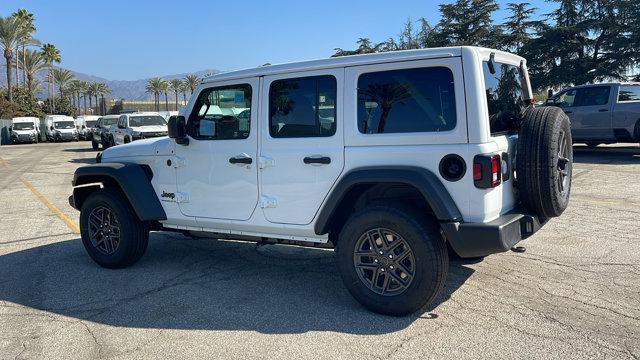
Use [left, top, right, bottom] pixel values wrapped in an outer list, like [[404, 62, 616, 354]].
[[516, 106, 573, 219]]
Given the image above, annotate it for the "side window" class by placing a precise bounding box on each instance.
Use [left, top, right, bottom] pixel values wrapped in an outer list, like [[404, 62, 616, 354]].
[[618, 85, 640, 102], [555, 89, 577, 108], [269, 76, 337, 138], [577, 86, 610, 106], [188, 84, 252, 140], [358, 67, 456, 134]]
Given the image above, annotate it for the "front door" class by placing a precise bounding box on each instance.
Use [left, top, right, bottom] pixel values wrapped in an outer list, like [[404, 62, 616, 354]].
[[175, 79, 259, 221], [571, 86, 614, 141], [260, 69, 344, 225]]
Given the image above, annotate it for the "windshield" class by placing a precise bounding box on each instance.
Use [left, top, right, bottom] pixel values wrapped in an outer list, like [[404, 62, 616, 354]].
[[129, 116, 167, 127], [102, 118, 119, 126], [86, 121, 97, 127], [13, 123, 35, 130], [54, 121, 75, 129]]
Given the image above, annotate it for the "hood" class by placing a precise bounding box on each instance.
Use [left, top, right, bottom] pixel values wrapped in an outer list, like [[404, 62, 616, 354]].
[[132, 125, 168, 133], [102, 137, 173, 159]]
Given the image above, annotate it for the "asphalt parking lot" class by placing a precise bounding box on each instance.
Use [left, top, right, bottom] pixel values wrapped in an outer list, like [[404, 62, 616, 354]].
[[0, 141, 639, 359]]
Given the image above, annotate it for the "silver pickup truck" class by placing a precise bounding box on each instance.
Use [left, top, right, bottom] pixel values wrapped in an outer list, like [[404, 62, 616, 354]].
[[545, 82, 640, 146]]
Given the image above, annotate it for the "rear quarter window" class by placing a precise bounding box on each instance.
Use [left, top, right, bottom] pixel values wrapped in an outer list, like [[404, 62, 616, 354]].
[[483, 62, 525, 135], [357, 67, 456, 134]]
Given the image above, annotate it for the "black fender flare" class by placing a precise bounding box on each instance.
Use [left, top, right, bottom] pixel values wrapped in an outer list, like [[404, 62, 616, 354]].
[[70, 162, 167, 221], [314, 166, 463, 235]]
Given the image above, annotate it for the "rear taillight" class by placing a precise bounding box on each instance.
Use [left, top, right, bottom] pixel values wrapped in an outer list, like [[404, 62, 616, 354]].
[[473, 154, 502, 189]]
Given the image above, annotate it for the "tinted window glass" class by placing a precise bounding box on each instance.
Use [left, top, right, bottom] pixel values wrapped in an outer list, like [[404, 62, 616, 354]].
[[483, 62, 525, 134], [618, 85, 640, 102], [554, 89, 577, 107], [188, 84, 252, 140], [577, 86, 610, 106], [357, 67, 455, 134], [270, 76, 336, 138], [129, 116, 167, 127]]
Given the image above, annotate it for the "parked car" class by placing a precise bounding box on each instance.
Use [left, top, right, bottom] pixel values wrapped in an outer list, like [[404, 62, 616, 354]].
[[70, 46, 573, 316], [158, 111, 178, 121], [76, 115, 101, 140], [91, 115, 120, 150], [44, 115, 78, 142], [9, 117, 39, 144], [110, 112, 168, 146], [545, 82, 640, 146]]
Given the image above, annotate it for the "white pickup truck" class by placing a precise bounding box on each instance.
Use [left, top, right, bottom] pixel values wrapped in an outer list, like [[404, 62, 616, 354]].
[[545, 82, 640, 146]]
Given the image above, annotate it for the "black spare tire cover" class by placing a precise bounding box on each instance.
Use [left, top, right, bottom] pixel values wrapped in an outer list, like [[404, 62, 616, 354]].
[[516, 106, 573, 218]]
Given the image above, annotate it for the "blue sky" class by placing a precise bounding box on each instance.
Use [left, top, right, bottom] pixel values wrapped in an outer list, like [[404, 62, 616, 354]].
[[1, 0, 554, 80]]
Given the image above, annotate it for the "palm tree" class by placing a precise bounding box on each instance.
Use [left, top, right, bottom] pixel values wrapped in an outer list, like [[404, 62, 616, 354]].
[[169, 79, 182, 111], [146, 77, 164, 111], [67, 79, 83, 110], [96, 83, 111, 115], [180, 80, 188, 105], [184, 74, 200, 94], [52, 68, 74, 99], [88, 82, 101, 114], [41, 43, 61, 112], [12, 9, 37, 87], [79, 81, 89, 115], [0, 16, 21, 102], [158, 79, 169, 111], [22, 49, 47, 96]]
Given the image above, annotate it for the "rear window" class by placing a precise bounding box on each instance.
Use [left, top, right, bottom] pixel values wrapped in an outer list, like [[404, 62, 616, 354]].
[[483, 62, 525, 135], [618, 85, 640, 102], [357, 67, 456, 134]]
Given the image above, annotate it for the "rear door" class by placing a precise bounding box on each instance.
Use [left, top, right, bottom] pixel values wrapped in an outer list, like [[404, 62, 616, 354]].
[[260, 69, 344, 225], [571, 86, 614, 141]]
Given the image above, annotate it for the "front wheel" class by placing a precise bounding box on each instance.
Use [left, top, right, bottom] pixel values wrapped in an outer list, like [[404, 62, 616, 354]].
[[80, 188, 149, 269], [336, 205, 448, 316]]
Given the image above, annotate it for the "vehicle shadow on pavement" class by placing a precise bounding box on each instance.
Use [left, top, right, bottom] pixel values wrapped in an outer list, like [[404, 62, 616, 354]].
[[68, 158, 96, 164], [0, 233, 474, 334], [573, 145, 640, 164], [63, 148, 99, 153]]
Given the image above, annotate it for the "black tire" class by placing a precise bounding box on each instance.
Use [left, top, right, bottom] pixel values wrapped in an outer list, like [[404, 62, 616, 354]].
[[80, 188, 149, 269], [336, 205, 448, 316], [92, 140, 99, 150], [102, 136, 111, 149], [517, 106, 573, 218]]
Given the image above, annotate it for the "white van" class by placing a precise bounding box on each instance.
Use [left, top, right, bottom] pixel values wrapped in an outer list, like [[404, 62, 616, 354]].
[[44, 115, 78, 142], [10, 117, 40, 144], [76, 115, 101, 140]]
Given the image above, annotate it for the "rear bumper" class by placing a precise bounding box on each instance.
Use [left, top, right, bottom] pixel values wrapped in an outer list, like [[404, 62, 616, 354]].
[[441, 211, 546, 258]]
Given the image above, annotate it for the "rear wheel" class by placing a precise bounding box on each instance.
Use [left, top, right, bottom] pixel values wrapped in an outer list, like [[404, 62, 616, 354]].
[[91, 140, 99, 150], [517, 106, 573, 218], [80, 188, 149, 269], [336, 205, 448, 316]]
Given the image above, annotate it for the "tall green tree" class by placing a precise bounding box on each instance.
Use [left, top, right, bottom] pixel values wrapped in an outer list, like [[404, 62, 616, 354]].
[[0, 15, 22, 102], [169, 79, 182, 111], [52, 68, 74, 98], [41, 43, 61, 112], [12, 9, 37, 87], [500, 3, 539, 53], [436, 0, 500, 47], [184, 74, 200, 94], [146, 77, 165, 111], [22, 49, 46, 96]]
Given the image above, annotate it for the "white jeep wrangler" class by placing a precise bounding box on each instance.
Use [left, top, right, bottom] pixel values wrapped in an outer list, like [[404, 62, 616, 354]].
[[70, 47, 573, 316]]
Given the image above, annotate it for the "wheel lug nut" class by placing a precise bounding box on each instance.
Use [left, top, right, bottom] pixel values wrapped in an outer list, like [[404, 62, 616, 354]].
[[389, 265, 394, 270], [373, 259, 379, 263], [380, 268, 385, 272], [379, 251, 383, 255], [388, 255, 393, 259]]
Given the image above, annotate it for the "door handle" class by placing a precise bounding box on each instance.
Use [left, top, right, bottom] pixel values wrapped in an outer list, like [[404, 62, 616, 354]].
[[229, 156, 253, 165], [303, 156, 331, 165], [598, 109, 609, 112]]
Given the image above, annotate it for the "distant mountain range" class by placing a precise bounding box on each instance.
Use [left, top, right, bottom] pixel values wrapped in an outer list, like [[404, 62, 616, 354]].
[[1, 68, 220, 101]]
